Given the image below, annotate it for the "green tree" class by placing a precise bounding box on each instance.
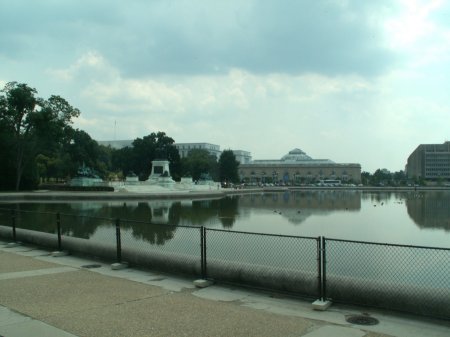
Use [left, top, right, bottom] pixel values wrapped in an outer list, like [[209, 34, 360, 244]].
[[392, 170, 407, 186], [218, 150, 240, 184], [361, 171, 371, 186], [112, 146, 134, 176], [370, 169, 392, 186], [62, 129, 110, 178], [0, 82, 80, 190], [0, 115, 16, 189], [181, 149, 218, 181], [113, 132, 181, 181]]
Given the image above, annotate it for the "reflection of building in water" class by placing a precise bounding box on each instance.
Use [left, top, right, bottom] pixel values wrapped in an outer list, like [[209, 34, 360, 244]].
[[149, 201, 172, 224], [69, 202, 103, 212], [406, 192, 450, 231], [239, 148, 361, 184], [239, 191, 361, 224]]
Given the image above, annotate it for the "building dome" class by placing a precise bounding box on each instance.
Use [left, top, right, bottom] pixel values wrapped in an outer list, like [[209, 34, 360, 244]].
[[281, 148, 312, 162]]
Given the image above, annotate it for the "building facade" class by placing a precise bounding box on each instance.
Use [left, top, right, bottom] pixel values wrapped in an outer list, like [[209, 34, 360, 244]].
[[97, 140, 133, 149], [174, 142, 222, 159], [231, 150, 252, 164], [406, 141, 450, 180], [174, 143, 252, 163], [98, 140, 252, 164], [239, 148, 361, 184]]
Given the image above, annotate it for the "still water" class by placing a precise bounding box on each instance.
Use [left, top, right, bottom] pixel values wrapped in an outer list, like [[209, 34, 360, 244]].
[[1, 190, 449, 248]]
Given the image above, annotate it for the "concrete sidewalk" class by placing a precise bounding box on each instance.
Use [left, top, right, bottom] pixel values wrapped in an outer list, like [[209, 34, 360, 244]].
[[1, 240, 449, 337]]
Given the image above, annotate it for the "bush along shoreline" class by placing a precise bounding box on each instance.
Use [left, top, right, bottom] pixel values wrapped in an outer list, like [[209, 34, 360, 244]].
[[38, 184, 114, 192]]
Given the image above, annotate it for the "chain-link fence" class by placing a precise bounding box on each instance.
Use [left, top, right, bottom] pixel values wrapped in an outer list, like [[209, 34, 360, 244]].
[[12, 209, 56, 234], [325, 238, 450, 319], [120, 218, 203, 276], [59, 213, 113, 242], [1, 207, 449, 319], [205, 229, 320, 297], [0, 208, 13, 239], [0, 207, 62, 249]]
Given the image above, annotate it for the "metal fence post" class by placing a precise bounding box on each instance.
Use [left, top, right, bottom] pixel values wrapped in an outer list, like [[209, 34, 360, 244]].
[[56, 212, 62, 251], [322, 236, 327, 300], [317, 236, 322, 299], [11, 209, 16, 242], [115, 218, 122, 263], [201, 226, 207, 279]]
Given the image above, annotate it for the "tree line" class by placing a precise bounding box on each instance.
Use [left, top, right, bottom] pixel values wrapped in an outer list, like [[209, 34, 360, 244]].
[[361, 169, 413, 186], [0, 82, 239, 191]]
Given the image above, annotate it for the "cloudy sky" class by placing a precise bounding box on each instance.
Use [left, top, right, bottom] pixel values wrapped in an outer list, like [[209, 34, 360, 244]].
[[1, 0, 449, 172]]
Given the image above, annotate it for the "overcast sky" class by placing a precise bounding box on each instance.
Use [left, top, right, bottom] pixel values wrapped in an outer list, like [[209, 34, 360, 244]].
[[1, 0, 449, 172]]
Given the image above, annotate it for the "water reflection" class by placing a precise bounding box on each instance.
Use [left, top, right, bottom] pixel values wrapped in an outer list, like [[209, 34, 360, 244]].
[[239, 191, 361, 224], [2, 190, 450, 247], [217, 196, 239, 228], [4, 197, 242, 245], [406, 191, 450, 231]]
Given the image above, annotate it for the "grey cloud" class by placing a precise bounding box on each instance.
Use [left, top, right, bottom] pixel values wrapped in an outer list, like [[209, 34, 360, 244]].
[[0, 0, 397, 77], [0, 0, 121, 61], [109, 0, 398, 77]]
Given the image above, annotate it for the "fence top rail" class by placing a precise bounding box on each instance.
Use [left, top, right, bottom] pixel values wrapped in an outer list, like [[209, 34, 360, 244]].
[[59, 213, 121, 222], [325, 237, 450, 251], [0, 207, 57, 217], [119, 218, 201, 229], [206, 227, 318, 241]]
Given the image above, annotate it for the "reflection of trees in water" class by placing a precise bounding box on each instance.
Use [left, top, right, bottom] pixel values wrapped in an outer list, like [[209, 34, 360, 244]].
[[4, 192, 368, 240], [4, 202, 179, 244], [174, 197, 240, 228], [7, 203, 99, 239], [406, 192, 450, 231], [361, 192, 392, 203], [217, 196, 239, 228], [107, 202, 179, 245], [360, 191, 414, 205], [126, 221, 177, 245], [177, 199, 220, 227], [61, 213, 103, 239], [3, 198, 241, 245]]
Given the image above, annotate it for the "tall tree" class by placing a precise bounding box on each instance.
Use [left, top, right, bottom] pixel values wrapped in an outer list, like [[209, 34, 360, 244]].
[[64, 129, 104, 177], [218, 150, 240, 184], [112, 146, 134, 176], [0, 82, 37, 190], [181, 149, 218, 181], [114, 131, 181, 181], [0, 82, 80, 190], [0, 114, 16, 189]]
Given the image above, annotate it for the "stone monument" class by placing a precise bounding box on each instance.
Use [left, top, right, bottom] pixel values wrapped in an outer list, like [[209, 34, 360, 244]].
[[147, 159, 175, 186]]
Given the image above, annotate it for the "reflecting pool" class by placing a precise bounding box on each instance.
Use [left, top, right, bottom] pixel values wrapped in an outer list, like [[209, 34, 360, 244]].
[[1, 190, 449, 248]]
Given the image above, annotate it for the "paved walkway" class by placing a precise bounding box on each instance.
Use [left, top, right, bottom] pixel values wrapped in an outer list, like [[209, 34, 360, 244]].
[[0, 240, 449, 337]]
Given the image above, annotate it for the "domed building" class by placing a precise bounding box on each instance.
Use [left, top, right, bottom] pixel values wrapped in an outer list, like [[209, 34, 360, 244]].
[[239, 148, 361, 185]]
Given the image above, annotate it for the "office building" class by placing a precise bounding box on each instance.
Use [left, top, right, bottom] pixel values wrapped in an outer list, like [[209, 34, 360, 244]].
[[97, 140, 133, 149], [231, 150, 252, 164], [174, 142, 222, 159], [406, 141, 450, 180]]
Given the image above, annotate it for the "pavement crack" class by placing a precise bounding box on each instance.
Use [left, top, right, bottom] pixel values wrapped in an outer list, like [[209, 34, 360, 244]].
[[39, 291, 174, 320], [114, 291, 173, 306]]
